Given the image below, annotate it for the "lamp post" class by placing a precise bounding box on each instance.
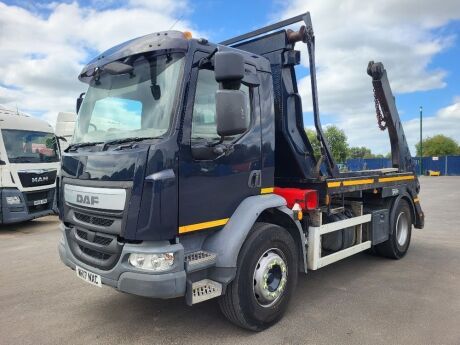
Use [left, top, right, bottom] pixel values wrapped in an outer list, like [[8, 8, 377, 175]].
[[419, 106, 423, 175]]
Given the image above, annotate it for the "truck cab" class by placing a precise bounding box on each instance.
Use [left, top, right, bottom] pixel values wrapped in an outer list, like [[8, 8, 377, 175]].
[[59, 14, 424, 331], [55, 112, 76, 151], [0, 106, 59, 224]]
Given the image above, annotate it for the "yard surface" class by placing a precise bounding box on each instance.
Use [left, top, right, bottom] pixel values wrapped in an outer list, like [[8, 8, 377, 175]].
[[0, 176, 459, 345]]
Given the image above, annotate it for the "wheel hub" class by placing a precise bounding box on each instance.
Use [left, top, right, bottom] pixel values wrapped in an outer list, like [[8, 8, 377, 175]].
[[396, 211, 409, 246], [253, 249, 287, 307]]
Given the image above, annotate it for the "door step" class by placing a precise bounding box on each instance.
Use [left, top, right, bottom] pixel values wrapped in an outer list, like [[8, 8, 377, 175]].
[[190, 279, 222, 304], [184, 250, 217, 272]]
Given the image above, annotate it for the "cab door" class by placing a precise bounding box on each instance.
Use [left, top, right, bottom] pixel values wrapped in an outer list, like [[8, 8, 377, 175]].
[[178, 51, 262, 234]]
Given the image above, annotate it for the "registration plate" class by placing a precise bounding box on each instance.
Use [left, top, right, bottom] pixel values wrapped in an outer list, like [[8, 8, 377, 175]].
[[76, 266, 102, 287], [33, 198, 47, 206]]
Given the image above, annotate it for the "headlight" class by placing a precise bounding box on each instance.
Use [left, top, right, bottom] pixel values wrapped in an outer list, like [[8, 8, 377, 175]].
[[128, 253, 174, 272], [6, 196, 21, 205]]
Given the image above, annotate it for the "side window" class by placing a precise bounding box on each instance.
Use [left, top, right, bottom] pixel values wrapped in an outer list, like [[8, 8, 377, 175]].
[[191, 69, 251, 141]]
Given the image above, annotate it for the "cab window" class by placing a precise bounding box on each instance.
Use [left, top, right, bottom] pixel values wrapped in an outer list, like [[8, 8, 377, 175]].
[[191, 69, 251, 141]]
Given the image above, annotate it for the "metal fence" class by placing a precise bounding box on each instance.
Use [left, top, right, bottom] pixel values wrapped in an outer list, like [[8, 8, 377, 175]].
[[346, 156, 460, 176]]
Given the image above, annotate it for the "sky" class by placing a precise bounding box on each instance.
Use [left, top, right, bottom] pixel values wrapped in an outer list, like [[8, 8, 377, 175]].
[[1, 0, 459, 154]]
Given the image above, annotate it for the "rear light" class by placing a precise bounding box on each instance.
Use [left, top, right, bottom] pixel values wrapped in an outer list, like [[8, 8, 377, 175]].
[[274, 187, 318, 211], [304, 190, 318, 210]]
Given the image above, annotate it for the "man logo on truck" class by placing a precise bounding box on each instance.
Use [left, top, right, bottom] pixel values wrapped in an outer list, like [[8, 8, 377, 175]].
[[76, 194, 99, 206], [31, 176, 49, 183]]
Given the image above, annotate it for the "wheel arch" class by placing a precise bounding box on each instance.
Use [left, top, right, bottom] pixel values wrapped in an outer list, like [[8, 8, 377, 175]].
[[203, 194, 305, 272], [256, 207, 307, 273], [391, 191, 416, 227]]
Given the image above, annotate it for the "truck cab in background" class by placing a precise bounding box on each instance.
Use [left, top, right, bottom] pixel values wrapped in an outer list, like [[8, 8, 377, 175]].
[[0, 106, 60, 224], [55, 112, 76, 151]]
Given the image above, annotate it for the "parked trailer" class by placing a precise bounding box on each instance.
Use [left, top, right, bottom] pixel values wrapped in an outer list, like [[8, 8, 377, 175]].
[[58, 13, 424, 331]]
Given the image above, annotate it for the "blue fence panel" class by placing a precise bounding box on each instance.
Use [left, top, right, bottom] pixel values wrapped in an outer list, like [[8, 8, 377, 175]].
[[346, 158, 391, 171], [347, 156, 460, 176], [445, 155, 460, 176]]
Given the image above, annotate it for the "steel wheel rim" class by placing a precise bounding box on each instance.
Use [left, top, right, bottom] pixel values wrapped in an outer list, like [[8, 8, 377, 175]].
[[396, 211, 409, 246], [253, 248, 288, 308]]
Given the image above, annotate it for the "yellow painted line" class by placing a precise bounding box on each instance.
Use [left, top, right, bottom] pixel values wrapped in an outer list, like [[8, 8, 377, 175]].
[[179, 218, 229, 234], [327, 181, 341, 188], [378, 175, 415, 183], [328, 175, 415, 188], [413, 197, 420, 203], [342, 178, 375, 186], [261, 187, 274, 194]]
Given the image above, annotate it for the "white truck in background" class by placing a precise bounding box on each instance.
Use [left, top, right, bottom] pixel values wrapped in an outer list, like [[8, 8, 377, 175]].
[[0, 106, 60, 224], [55, 112, 76, 150]]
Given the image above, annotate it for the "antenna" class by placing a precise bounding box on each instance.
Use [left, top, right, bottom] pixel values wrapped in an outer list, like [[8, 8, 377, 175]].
[[169, 14, 184, 30]]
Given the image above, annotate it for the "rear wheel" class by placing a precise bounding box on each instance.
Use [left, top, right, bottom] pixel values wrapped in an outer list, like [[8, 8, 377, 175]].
[[219, 222, 298, 331], [375, 199, 412, 259]]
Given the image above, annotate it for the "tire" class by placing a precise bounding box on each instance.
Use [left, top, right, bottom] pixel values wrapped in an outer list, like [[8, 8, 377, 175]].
[[219, 222, 298, 331], [375, 199, 412, 259]]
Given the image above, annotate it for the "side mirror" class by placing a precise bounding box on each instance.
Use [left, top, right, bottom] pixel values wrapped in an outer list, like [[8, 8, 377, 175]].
[[216, 90, 248, 137], [76, 92, 85, 114], [214, 51, 244, 87]]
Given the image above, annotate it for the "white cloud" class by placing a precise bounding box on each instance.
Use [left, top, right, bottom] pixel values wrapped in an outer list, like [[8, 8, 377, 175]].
[[277, 0, 460, 153], [1, 0, 459, 154], [404, 97, 460, 150], [0, 0, 197, 127], [314, 98, 460, 156]]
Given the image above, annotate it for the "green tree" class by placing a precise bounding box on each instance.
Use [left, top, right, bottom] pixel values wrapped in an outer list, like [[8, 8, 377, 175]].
[[306, 129, 321, 158], [306, 126, 349, 163], [415, 135, 459, 156], [325, 126, 349, 163], [348, 146, 373, 159]]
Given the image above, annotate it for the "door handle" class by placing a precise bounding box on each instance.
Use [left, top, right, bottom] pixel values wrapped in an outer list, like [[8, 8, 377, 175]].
[[248, 170, 262, 188]]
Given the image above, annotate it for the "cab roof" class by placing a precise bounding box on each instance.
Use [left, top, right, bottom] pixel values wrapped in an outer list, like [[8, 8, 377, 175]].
[[79, 30, 271, 83], [0, 106, 54, 133]]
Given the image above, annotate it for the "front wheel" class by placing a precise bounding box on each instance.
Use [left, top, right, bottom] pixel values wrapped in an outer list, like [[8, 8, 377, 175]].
[[375, 199, 412, 259], [219, 222, 298, 331]]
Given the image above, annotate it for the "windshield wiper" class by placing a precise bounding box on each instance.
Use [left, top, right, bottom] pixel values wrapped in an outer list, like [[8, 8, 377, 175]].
[[102, 137, 159, 150], [66, 141, 103, 152]]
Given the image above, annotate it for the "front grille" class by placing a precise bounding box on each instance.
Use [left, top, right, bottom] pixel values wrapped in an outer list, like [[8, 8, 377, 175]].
[[94, 235, 113, 245], [76, 229, 88, 240], [24, 189, 54, 214], [74, 212, 114, 227], [79, 245, 111, 261], [25, 191, 49, 202], [18, 170, 57, 187], [76, 229, 113, 246], [68, 227, 121, 270]]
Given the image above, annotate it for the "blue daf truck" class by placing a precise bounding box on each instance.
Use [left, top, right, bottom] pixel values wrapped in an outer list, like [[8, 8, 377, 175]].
[[58, 13, 424, 330]]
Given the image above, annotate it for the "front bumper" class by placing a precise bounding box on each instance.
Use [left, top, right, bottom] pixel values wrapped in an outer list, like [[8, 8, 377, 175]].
[[58, 224, 186, 299], [1, 188, 55, 224]]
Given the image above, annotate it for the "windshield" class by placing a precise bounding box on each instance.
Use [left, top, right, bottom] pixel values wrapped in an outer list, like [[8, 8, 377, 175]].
[[2, 130, 59, 163], [73, 53, 185, 144]]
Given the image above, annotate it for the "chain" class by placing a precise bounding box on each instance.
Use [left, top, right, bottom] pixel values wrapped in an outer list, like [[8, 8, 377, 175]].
[[373, 86, 387, 131]]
